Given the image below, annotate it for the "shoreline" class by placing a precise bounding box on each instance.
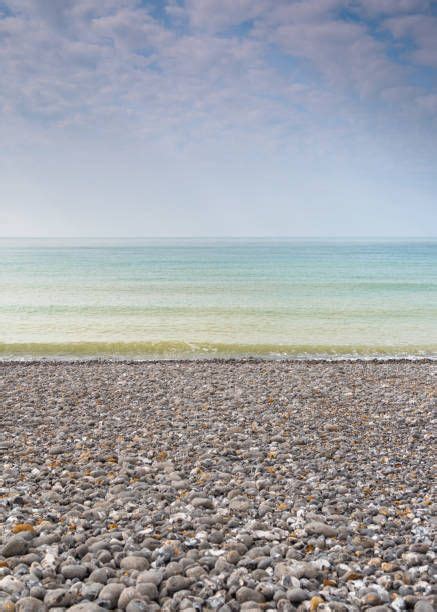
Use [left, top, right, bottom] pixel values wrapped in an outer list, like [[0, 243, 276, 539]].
[[1, 341, 435, 363], [0, 356, 436, 365]]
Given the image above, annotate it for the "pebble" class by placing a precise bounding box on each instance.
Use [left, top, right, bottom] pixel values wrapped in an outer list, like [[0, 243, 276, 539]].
[[136, 570, 163, 586], [236, 586, 266, 603], [191, 497, 214, 509], [2, 537, 29, 558], [97, 583, 125, 608], [61, 564, 89, 580], [44, 588, 71, 608], [305, 521, 337, 537], [119, 556, 149, 571], [0, 361, 434, 611], [0, 575, 25, 594], [136, 582, 158, 600], [414, 601, 434, 612], [69, 604, 106, 611], [117, 586, 138, 609], [286, 588, 309, 603], [125, 601, 151, 612], [165, 575, 191, 594], [15, 597, 46, 612]]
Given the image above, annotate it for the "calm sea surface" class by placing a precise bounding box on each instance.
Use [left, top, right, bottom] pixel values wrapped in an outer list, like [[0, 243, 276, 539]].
[[0, 238, 436, 359]]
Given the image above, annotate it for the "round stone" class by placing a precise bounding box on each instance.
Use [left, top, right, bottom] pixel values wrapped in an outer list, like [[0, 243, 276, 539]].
[[15, 597, 46, 612], [119, 557, 149, 572], [2, 537, 29, 558], [61, 565, 89, 580]]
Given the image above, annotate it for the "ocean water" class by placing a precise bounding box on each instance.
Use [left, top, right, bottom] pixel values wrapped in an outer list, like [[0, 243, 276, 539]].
[[0, 238, 436, 360]]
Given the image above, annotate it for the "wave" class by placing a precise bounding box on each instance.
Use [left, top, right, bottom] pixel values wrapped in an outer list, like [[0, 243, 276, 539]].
[[0, 341, 435, 360]]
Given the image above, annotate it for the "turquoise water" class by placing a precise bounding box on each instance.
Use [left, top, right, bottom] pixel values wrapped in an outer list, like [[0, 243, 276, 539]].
[[0, 238, 436, 359]]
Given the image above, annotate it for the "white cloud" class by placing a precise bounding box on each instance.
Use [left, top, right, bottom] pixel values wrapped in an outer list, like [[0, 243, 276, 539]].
[[0, 0, 435, 153], [0, 1, 436, 237], [385, 14, 437, 68], [184, 0, 270, 32], [359, 0, 431, 17]]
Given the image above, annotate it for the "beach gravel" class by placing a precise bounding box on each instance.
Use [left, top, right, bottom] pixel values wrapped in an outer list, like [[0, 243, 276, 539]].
[[0, 360, 435, 611]]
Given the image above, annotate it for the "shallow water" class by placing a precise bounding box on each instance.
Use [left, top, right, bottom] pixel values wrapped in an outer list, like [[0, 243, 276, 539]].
[[1, 237, 436, 359]]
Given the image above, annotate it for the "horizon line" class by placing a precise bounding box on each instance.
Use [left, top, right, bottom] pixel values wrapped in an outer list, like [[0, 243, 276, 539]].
[[1, 235, 437, 240]]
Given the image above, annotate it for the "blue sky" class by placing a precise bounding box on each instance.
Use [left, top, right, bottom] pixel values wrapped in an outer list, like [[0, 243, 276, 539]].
[[0, 0, 436, 237]]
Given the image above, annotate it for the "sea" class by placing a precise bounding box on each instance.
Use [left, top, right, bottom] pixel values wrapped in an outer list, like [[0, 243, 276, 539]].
[[0, 238, 436, 360]]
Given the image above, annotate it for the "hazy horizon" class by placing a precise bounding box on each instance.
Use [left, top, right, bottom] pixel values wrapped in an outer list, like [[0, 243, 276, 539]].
[[2, 235, 437, 240]]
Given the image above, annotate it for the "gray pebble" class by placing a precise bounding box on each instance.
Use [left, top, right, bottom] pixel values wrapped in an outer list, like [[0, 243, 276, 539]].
[[61, 565, 89, 580], [125, 600, 150, 612], [119, 557, 149, 572], [117, 586, 137, 609], [165, 575, 191, 594], [286, 588, 309, 603], [136, 570, 163, 586], [0, 575, 25, 594], [191, 497, 214, 510], [2, 536, 29, 558], [69, 604, 106, 612], [414, 602, 434, 612], [97, 583, 125, 608], [305, 521, 337, 537], [229, 497, 251, 512], [135, 582, 158, 600], [15, 597, 46, 612], [1, 362, 434, 612], [88, 569, 109, 585], [44, 588, 72, 608], [235, 586, 265, 603]]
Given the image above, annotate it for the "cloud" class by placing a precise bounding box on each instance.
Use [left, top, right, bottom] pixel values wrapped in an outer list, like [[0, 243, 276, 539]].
[[385, 14, 437, 68], [0, 1, 436, 238], [184, 0, 270, 32], [359, 0, 431, 16], [0, 0, 435, 154]]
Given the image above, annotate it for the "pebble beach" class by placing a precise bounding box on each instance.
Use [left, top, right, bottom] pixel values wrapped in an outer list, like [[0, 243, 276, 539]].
[[0, 360, 435, 612]]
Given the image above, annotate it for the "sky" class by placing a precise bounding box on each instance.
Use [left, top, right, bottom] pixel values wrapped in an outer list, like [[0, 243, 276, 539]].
[[0, 0, 436, 237]]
